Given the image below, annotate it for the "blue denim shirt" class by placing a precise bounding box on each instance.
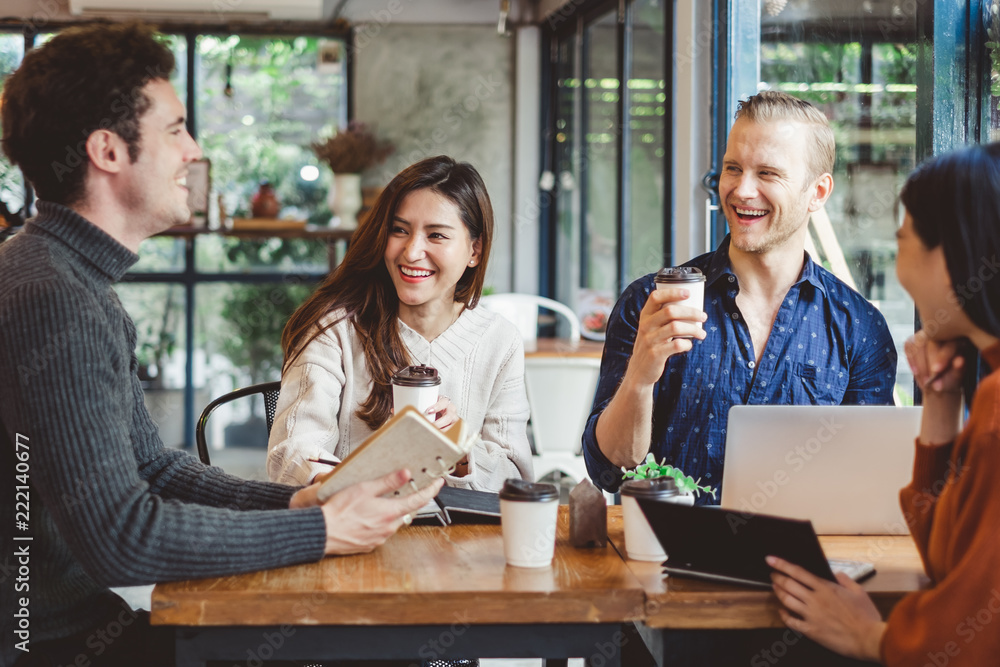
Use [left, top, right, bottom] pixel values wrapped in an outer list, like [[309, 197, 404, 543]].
[[582, 237, 897, 500]]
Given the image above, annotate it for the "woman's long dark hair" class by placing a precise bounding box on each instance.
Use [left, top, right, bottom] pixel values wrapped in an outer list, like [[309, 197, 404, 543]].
[[281, 156, 494, 429], [899, 142, 1000, 339]]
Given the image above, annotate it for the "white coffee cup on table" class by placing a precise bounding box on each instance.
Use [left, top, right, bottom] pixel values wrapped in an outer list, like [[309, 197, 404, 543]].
[[499, 479, 560, 568]]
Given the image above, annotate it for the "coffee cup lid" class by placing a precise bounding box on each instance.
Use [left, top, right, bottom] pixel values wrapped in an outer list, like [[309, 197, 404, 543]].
[[620, 477, 680, 500], [654, 266, 705, 283], [391, 365, 442, 387], [499, 478, 559, 502]]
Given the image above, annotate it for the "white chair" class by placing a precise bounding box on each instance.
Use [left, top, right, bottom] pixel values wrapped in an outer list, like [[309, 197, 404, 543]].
[[522, 356, 601, 485], [480, 294, 598, 486], [479, 293, 581, 346]]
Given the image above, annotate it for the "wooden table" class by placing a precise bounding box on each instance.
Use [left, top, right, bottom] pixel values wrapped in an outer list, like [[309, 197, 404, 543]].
[[152, 507, 644, 666], [152, 506, 930, 666], [606, 508, 931, 666], [524, 338, 604, 358]]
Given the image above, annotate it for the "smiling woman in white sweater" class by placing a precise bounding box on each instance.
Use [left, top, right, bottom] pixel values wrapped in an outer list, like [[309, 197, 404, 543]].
[[267, 156, 533, 491]]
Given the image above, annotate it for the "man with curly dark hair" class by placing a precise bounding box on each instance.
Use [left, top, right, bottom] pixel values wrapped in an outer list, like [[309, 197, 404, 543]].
[[2, 23, 173, 210], [0, 23, 441, 667]]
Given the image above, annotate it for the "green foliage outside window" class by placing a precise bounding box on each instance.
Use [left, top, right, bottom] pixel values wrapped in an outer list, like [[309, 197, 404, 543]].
[[187, 34, 344, 389], [761, 41, 917, 168], [197, 35, 346, 225], [219, 281, 315, 386], [0, 33, 25, 227], [213, 240, 324, 385]]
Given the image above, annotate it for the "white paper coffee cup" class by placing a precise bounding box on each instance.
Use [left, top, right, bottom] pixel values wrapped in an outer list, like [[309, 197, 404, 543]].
[[499, 479, 560, 568], [654, 267, 706, 338], [392, 384, 440, 415], [621, 478, 694, 562], [391, 365, 441, 416]]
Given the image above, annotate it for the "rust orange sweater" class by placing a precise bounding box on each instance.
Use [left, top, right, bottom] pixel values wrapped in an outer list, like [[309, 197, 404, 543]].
[[881, 343, 1000, 665]]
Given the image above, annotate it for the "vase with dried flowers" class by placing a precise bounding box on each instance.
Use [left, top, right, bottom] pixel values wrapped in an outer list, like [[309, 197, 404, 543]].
[[312, 122, 394, 230]]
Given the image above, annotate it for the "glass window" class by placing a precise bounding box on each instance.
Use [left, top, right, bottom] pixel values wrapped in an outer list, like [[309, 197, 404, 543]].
[[986, 5, 1000, 141], [194, 235, 330, 274], [627, 0, 666, 282], [547, 2, 670, 340], [134, 237, 187, 272], [0, 32, 25, 219], [196, 280, 315, 387], [553, 35, 580, 309], [194, 279, 316, 470], [115, 283, 192, 448], [758, 2, 918, 402], [196, 35, 347, 227], [162, 33, 187, 104], [582, 11, 620, 293]]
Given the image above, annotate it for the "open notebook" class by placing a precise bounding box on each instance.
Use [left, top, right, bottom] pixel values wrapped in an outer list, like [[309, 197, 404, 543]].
[[636, 497, 875, 588], [413, 486, 501, 526], [315, 405, 476, 503]]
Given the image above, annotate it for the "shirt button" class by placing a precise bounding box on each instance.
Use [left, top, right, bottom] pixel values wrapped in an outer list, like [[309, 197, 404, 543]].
[[731, 312, 740, 320], [728, 276, 735, 283], [748, 361, 755, 369]]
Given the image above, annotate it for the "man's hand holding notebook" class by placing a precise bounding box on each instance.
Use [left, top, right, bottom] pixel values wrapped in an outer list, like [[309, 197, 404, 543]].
[[315, 405, 476, 503]]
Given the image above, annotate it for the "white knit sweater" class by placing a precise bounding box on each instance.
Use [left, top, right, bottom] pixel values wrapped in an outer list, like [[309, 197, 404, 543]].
[[267, 305, 534, 490]]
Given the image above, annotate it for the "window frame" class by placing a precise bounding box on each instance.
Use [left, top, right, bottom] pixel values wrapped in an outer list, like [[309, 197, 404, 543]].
[[719, 0, 993, 404], [540, 0, 673, 300]]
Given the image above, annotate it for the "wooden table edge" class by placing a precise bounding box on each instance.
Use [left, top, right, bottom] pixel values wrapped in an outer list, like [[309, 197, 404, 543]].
[[149, 588, 647, 626]]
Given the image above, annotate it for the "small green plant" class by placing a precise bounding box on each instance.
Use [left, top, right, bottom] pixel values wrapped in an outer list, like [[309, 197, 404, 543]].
[[987, 7, 1000, 109], [988, 40, 1000, 109], [622, 453, 717, 500]]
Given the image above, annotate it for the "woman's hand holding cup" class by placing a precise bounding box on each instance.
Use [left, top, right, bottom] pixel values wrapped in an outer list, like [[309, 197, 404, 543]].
[[427, 394, 458, 430], [391, 364, 458, 431]]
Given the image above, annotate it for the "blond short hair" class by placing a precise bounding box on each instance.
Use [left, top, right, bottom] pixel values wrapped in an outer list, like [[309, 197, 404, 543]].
[[734, 91, 835, 180]]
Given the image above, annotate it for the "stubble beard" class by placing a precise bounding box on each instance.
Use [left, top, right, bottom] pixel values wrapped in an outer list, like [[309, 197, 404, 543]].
[[726, 199, 811, 256]]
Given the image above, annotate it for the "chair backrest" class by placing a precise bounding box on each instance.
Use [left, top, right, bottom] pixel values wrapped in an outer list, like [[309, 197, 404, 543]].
[[196, 381, 282, 465], [523, 356, 601, 455], [479, 293, 581, 345]]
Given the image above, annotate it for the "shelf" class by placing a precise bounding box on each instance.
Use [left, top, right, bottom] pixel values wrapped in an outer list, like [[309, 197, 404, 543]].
[[158, 224, 355, 242]]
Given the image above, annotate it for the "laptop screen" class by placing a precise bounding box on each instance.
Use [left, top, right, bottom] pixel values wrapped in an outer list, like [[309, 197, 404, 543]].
[[721, 405, 920, 534]]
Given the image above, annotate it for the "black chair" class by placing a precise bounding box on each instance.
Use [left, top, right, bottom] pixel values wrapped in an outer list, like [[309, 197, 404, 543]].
[[195, 381, 282, 465]]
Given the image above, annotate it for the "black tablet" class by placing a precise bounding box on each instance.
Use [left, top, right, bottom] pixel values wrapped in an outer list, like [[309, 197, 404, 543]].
[[636, 497, 850, 588]]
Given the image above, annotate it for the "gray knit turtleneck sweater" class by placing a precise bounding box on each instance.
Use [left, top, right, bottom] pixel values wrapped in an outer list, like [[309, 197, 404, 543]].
[[0, 202, 327, 666]]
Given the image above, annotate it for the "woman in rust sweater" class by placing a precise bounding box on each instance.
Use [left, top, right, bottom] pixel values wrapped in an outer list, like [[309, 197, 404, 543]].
[[768, 142, 1000, 664]]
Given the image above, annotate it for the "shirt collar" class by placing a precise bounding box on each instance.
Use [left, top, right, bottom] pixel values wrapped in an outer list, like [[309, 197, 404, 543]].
[[796, 250, 828, 296], [704, 235, 736, 287], [704, 234, 827, 296]]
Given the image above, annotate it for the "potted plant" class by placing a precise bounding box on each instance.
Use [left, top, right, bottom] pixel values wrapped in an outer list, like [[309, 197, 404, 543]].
[[619, 454, 716, 561], [622, 452, 717, 500], [311, 121, 393, 230]]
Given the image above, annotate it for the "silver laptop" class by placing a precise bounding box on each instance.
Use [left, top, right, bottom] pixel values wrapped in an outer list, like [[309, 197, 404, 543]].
[[721, 405, 922, 535]]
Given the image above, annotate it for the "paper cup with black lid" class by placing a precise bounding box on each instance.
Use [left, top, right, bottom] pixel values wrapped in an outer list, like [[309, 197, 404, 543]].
[[620, 477, 694, 561], [391, 365, 441, 416], [654, 266, 706, 337], [499, 479, 560, 568]]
